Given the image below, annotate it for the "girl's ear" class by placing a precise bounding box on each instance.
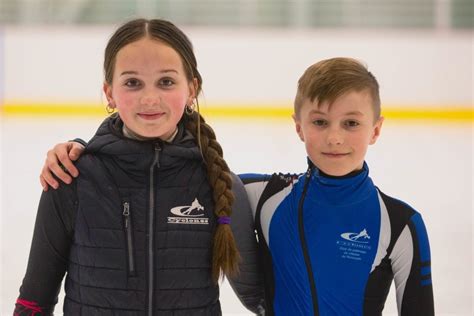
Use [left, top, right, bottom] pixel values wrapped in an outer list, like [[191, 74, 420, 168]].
[[187, 78, 198, 105], [369, 116, 384, 145], [103, 83, 115, 108]]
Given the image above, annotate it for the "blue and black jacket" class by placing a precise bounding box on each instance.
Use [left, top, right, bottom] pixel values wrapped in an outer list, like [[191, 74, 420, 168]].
[[242, 161, 434, 316]]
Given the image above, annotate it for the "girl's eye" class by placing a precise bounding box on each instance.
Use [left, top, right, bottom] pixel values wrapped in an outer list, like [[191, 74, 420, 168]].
[[125, 79, 141, 88], [344, 120, 360, 127], [159, 78, 174, 87], [313, 119, 327, 127]]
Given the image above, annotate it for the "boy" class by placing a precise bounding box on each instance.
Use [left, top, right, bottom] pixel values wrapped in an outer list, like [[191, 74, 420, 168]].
[[242, 57, 434, 315], [39, 57, 434, 315]]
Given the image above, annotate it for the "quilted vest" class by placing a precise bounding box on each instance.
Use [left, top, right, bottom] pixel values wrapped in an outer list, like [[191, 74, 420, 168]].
[[63, 116, 220, 315]]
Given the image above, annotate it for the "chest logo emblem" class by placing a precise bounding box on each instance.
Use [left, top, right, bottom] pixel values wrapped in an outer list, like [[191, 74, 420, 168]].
[[168, 198, 209, 225], [340, 229, 371, 243], [170, 198, 205, 217]]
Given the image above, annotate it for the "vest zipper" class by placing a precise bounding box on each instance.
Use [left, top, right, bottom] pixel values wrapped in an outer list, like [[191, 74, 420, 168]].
[[123, 201, 136, 276], [147, 143, 161, 316], [298, 167, 319, 315]]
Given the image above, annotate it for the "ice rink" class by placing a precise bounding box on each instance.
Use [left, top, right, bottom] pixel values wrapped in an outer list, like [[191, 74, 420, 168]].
[[1, 115, 472, 315]]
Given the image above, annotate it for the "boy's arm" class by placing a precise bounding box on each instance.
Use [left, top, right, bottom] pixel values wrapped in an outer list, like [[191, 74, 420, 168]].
[[390, 212, 434, 315], [14, 183, 77, 315], [227, 173, 265, 314], [238, 173, 272, 217], [40, 139, 86, 191]]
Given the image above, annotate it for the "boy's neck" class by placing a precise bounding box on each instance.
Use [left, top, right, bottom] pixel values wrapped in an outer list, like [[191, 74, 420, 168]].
[[318, 168, 364, 179]]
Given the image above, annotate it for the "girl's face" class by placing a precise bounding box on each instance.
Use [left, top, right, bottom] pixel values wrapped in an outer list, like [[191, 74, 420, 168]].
[[104, 37, 196, 139]]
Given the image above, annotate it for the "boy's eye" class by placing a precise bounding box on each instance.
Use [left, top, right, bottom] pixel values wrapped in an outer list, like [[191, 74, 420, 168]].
[[313, 119, 328, 127], [344, 120, 360, 127], [125, 79, 141, 88]]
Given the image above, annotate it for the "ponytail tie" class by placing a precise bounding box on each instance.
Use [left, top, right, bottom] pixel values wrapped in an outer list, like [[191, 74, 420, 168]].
[[217, 216, 231, 225]]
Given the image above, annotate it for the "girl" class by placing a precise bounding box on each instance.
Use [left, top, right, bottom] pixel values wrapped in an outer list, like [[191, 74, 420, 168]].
[[15, 18, 263, 316]]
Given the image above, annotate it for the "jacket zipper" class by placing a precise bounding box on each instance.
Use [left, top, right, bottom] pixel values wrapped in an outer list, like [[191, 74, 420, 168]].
[[123, 201, 136, 276], [147, 143, 161, 316], [297, 167, 319, 315]]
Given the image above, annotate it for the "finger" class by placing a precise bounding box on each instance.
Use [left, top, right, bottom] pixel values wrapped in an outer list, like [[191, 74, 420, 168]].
[[41, 165, 59, 189], [58, 151, 79, 178], [40, 175, 49, 192], [69, 143, 85, 161], [46, 150, 73, 184]]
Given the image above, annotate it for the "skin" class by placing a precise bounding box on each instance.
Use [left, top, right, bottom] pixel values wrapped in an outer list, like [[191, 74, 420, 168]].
[[293, 90, 384, 177], [105, 37, 196, 139], [40, 37, 197, 190]]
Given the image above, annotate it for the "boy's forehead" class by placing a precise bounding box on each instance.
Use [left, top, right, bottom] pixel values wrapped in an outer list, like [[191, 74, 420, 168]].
[[300, 90, 374, 115]]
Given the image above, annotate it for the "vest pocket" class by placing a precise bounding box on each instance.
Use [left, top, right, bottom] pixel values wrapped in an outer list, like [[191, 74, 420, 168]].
[[122, 201, 136, 276]]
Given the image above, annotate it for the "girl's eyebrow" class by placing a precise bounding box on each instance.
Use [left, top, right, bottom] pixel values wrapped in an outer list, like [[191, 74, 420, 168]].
[[120, 69, 179, 76]]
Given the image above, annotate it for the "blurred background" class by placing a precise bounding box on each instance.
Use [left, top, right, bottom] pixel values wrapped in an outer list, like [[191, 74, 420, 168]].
[[0, 0, 472, 315]]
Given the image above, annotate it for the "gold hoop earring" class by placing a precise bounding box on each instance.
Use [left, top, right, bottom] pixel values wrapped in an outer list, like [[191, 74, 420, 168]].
[[106, 104, 115, 114], [185, 103, 195, 115]]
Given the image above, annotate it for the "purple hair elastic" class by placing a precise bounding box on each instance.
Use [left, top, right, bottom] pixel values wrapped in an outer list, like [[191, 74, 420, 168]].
[[217, 216, 231, 225]]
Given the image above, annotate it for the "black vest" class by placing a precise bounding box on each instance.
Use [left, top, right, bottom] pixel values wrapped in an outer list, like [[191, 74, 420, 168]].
[[64, 116, 220, 315]]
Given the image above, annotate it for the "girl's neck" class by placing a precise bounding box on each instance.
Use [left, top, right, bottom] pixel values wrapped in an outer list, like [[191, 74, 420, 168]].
[[122, 124, 179, 143]]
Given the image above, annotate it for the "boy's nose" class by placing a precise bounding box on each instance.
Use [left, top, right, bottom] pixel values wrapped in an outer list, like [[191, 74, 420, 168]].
[[326, 129, 344, 145]]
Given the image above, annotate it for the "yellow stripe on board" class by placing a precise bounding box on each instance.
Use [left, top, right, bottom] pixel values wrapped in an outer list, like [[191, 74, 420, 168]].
[[1, 102, 473, 122]]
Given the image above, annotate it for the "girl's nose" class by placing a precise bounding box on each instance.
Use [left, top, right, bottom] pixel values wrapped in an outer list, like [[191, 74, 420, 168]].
[[140, 91, 161, 106]]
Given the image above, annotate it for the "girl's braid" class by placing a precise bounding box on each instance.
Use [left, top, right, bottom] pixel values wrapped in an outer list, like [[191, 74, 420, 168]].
[[184, 112, 240, 283]]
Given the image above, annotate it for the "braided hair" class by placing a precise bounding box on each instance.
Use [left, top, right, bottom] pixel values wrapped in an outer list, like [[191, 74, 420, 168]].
[[185, 112, 240, 283]]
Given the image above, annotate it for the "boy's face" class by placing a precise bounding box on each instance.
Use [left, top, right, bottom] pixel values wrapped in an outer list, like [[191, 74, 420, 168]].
[[293, 90, 383, 176]]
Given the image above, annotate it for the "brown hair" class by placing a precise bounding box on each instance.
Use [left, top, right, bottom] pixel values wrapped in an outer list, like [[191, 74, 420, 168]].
[[104, 18, 239, 283], [294, 57, 381, 121]]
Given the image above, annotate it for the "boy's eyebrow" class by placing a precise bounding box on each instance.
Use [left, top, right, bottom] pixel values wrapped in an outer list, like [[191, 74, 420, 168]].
[[344, 111, 364, 116], [308, 109, 365, 116], [119, 69, 179, 76]]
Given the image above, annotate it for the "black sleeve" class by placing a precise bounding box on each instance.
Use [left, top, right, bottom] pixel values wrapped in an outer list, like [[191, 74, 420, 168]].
[[71, 138, 87, 147], [227, 173, 265, 315], [14, 182, 77, 315]]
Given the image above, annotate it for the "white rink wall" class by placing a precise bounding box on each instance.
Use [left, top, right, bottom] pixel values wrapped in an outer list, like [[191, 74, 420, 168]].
[[1, 26, 473, 107]]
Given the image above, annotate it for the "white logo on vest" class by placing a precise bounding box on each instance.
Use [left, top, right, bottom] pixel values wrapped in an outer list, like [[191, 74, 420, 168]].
[[168, 198, 209, 225]]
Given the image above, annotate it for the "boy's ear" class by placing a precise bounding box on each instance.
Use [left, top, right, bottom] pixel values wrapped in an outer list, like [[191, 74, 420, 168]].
[[292, 113, 305, 142], [103, 83, 115, 108], [369, 116, 384, 145]]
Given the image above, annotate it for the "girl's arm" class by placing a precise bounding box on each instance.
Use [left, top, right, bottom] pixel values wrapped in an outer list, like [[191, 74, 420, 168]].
[[14, 183, 77, 315]]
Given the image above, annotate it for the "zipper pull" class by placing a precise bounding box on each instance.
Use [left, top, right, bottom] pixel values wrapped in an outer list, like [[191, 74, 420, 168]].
[[123, 202, 130, 228]]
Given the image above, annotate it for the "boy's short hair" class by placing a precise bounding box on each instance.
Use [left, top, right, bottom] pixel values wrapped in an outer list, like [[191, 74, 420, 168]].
[[294, 57, 381, 120]]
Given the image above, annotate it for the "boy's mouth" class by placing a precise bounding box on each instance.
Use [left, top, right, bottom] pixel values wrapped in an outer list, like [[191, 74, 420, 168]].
[[322, 152, 350, 158]]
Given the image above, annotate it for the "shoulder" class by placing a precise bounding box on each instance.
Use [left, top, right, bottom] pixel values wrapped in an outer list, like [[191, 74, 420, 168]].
[[377, 189, 431, 254], [377, 189, 420, 227]]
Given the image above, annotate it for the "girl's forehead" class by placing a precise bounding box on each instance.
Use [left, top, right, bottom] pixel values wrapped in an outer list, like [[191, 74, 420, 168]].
[[115, 38, 184, 71]]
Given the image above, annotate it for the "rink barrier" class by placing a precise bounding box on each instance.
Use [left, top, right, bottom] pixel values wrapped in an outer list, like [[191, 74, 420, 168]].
[[1, 102, 472, 122]]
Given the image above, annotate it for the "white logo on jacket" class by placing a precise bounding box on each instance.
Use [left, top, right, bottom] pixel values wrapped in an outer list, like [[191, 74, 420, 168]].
[[340, 229, 371, 243], [168, 198, 209, 225]]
